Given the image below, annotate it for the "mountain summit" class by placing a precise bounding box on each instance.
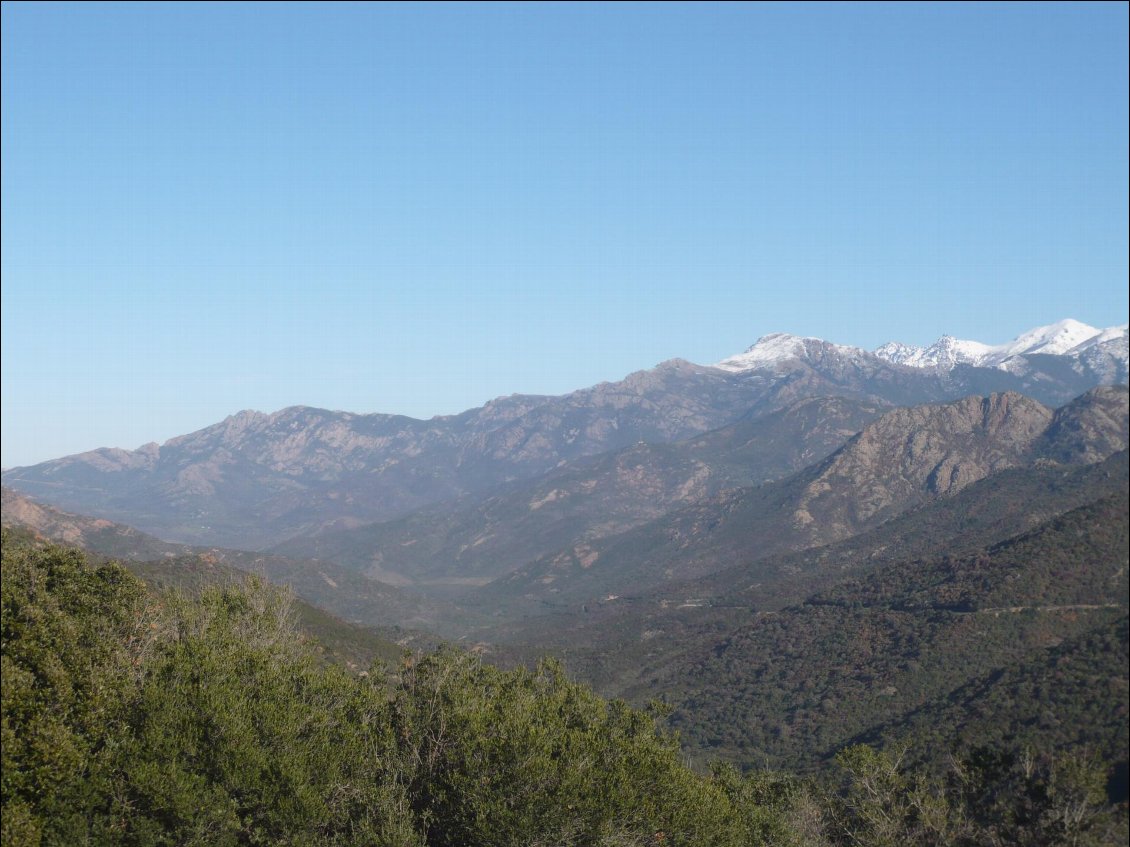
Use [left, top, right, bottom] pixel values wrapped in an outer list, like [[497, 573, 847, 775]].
[[715, 319, 1128, 377], [712, 334, 868, 372], [872, 319, 1128, 373], [714, 319, 1128, 386]]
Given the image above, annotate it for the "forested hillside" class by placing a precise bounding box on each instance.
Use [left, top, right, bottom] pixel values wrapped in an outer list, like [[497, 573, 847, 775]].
[[1, 536, 793, 846], [5, 391, 1128, 847], [3, 536, 1126, 846]]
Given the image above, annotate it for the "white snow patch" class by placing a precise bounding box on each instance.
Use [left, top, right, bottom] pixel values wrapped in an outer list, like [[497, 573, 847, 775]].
[[711, 319, 1127, 377], [713, 333, 867, 372], [873, 319, 1128, 372]]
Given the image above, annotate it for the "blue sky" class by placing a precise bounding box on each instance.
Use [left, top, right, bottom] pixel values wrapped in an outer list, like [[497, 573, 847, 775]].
[[2, 2, 1127, 466]]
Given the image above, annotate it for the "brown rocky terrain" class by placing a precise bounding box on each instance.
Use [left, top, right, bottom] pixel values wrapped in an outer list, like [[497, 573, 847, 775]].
[[477, 387, 1129, 612], [270, 396, 885, 588]]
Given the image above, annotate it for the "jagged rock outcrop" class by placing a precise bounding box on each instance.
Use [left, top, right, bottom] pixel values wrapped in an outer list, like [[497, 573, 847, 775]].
[[792, 392, 1055, 538], [1037, 385, 1130, 465]]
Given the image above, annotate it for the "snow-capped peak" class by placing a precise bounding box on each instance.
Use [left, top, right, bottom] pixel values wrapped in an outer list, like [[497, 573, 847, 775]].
[[992, 318, 1102, 359], [873, 319, 1127, 372], [874, 335, 993, 369], [713, 333, 865, 372], [714, 320, 1128, 377], [1069, 323, 1129, 353]]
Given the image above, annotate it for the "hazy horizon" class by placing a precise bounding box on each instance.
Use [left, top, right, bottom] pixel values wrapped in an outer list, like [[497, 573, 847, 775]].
[[3, 3, 1128, 466]]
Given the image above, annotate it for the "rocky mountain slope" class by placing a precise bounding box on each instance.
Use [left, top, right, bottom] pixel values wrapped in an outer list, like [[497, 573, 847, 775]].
[[482, 450, 1129, 650], [4, 321, 1124, 550], [476, 387, 1128, 614], [481, 454, 1129, 773], [270, 396, 885, 590]]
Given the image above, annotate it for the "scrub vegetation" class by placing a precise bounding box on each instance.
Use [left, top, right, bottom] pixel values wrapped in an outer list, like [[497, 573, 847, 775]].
[[4, 535, 1124, 846]]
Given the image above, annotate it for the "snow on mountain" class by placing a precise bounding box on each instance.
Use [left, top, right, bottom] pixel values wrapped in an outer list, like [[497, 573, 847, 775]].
[[990, 319, 1105, 360], [1069, 324, 1129, 353], [714, 320, 1129, 379], [873, 319, 1129, 373], [871, 341, 918, 365], [712, 333, 868, 372], [1070, 326, 1130, 382], [873, 336, 992, 369]]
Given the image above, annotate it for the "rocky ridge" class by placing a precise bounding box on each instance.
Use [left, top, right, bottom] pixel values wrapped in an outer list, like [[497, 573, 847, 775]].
[[4, 320, 1126, 550], [478, 387, 1129, 611]]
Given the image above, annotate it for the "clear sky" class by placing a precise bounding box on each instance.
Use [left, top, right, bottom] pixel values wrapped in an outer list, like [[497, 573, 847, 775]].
[[2, 2, 1127, 467]]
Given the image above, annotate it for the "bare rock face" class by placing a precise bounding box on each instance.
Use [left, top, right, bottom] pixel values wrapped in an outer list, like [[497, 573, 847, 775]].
[[794, 393, 1055, 540], [1037, 386, 1130, 465], [762, 387, 1128, 556]]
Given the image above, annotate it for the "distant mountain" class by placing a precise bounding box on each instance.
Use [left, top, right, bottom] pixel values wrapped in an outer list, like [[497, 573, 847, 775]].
[[716, 319, 1127, 374], [4, 320, 1125, 550], [673, 448, 1130, 615], [491, 456, 1129, 772], [271, 396, 885, 591], [871, 318, 1128, 378], [0, 487, 468, 636], [483, 450, 1130, 651], [477, 387, 1129, 614], [5, 363, 853, 548]]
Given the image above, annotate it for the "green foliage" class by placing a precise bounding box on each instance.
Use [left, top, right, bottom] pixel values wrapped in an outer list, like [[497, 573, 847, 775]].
[[831, 745, 957, 847], [949, 745, 1116, 846], [391, 648, 758, 846], [2, 535, 809, 846], [829, 743, 1120, 847], [1, 535, 146, 845], [6, 533, 1124, 845], [856, 615, 1130, 778], [709, 763, 829, 846], [114, 580, 416, 845], [1, 535, 419, 846]]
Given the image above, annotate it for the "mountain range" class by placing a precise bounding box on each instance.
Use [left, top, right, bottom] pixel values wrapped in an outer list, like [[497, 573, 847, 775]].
[[470, 387, 1127, 617], [3, 317, 1128, 786], [476, 449, 1129, 772], [872, 318, 1128, 374], [714, 318, 1127, 376], [4, 319, 1127, 552]]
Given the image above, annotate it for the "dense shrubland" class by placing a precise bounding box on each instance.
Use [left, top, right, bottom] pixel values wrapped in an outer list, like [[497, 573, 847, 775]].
[[2, 535, 1124, 845]]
